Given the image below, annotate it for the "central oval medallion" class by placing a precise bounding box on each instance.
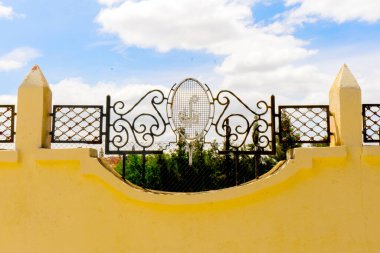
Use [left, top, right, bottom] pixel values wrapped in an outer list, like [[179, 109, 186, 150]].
[[168, 78, 214, 140]]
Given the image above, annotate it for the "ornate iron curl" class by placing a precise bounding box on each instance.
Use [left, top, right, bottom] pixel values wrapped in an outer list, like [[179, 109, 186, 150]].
[[213, 91, 274, 153], [105, 90, 170, 154]]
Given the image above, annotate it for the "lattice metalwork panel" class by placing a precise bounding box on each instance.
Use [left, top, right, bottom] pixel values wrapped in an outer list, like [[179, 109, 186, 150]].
[[363, 104, 380, 143], [51, 105, 103, 143], [279, 106, 330, 143], [0, 105, 15, 143], [169, 78, 213, 140]]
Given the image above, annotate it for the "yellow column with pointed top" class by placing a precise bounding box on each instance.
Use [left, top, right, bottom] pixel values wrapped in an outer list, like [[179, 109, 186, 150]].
[[16, 65, 52, 152], [329, 64, 362, 147]]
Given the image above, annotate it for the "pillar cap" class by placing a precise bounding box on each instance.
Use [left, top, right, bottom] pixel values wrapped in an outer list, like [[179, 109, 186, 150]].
[[330, 64, 360, 91], [20, 65, 49, 88]]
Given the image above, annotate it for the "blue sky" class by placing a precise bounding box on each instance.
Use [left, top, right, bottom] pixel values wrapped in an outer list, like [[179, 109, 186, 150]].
[[1, 0, 380, 104]]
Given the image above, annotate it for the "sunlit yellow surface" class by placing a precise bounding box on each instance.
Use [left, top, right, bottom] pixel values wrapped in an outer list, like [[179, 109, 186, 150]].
[[1, 65, 379, 253]]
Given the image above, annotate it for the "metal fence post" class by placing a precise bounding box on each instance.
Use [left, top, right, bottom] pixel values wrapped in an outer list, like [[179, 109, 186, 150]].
[[142, 149, 146, 187]]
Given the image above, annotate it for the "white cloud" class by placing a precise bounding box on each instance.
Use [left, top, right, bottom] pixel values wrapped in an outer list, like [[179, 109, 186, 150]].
[[96, 0, 253, 52], [96, 0, 313, 68], [50, 78, 169, 105], [305, 48, 380, 104], [97, 0, 124, 7], [0, 94, 16, 104], [220, 64, 331, 105], [0, 77, 168, 107], [94, 0, 380, 107], [270, 0, 380, 33], [0, 1, 24, 19], [0, 47, 41, 72], [95, 0, 320, 102], [0, 1, 14, 19], [286, 0, 380, 23]]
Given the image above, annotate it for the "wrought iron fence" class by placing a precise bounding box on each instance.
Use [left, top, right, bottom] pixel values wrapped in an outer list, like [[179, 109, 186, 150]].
[[278, 105, 331, 144], [0, 105, 16, 144], [363, 104, 380, 143], [48, 78, 336, 191], [50, 105, 104, 144], [110, 145, 271, 192], [105, 91, 167, 155], [102, 79, 277, 185]]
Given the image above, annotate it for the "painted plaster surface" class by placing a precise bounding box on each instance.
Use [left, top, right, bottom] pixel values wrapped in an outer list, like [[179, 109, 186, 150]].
[[1, 65, 379, 253]]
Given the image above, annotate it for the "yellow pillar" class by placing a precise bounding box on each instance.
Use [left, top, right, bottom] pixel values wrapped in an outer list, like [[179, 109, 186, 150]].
[[16, 65, 52, 152], [329, 64, 362, 147]]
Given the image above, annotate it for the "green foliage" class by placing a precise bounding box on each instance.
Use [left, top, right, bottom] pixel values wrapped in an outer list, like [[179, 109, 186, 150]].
[[114, 115, 301, 192], [311, 142, 329, 147], [276, 115, 301, 161]]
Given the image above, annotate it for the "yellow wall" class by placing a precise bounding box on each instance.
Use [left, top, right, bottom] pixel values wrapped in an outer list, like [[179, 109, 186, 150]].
[[1, 65, 380, 253]]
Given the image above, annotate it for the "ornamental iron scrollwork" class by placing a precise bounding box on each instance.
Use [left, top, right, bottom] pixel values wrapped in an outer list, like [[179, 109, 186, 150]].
[[103, 79, 276, 170], [102, 79, 277, 157], [49, 80, 335, 154], [105, 90, 169, 155], [0, 105, 16, 143], [48, 77, 339, 189], [214, 92, 276, 155]]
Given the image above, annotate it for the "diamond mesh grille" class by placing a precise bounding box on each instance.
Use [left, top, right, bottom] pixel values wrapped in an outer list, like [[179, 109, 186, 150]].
[[363, 104, 380, 142], [0, 105, 15, 143], [51, 106, 103, 143], [279, 106, 330, 143]]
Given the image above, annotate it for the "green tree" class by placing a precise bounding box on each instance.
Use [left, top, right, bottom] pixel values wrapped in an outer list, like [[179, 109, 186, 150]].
[[253, 115, 302, 176], [113, 114, 302, 191], [275, 115, 301, 161], [115, 154, 142, 185]]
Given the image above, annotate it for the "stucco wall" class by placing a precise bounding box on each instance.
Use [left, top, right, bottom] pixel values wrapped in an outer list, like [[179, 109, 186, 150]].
[[1, 65, 379, 253]]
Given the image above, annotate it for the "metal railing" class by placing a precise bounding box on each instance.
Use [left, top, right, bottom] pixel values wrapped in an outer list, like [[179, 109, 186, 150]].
[[363, 104, 380, 143], [50, 105, 104, 144], [5, 80, 380, 191], [278, 105, 331, 144], [0, 105, 16, 144], [47, 78, 337, 192]]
